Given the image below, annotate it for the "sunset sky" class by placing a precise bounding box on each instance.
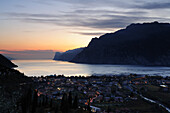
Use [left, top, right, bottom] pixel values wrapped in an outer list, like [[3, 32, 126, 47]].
[[1, 0, 170, 59]]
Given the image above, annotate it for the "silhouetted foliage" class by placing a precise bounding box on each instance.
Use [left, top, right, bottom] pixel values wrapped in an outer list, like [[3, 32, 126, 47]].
[[21, 96, 27, 113], [107, 106, 111, 113], [130, 92, 134, 97], [32, 90, 38, 113], [26, 87, 32, 110], [50, 98, 53, 107], [45, 94, 48, 105], [87, 99, 92, 113], [68, 91, 72, 108], [20, 86, 33, 113], [73, 95, 78, 109], [55, 103, 59, 113], [42, 96, 45, 106], [60, 93, 69, 113]]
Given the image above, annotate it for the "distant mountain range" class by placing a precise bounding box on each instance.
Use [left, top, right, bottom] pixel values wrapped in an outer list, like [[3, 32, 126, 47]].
[[70, 22, 170, 66], [0, 50, 55, 60], [53, 48, 84, 61]]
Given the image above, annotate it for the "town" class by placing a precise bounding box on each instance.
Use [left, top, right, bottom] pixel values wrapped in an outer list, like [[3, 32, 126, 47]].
[[31, 74, 170, 113]]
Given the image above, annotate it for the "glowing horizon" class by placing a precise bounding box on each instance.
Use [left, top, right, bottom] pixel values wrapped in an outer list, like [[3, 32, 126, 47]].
[[1, 0, 170, 53]]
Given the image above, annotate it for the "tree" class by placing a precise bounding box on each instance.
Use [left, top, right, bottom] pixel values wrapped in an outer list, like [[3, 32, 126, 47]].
[[26, 87, 32, 106], [130, 92, 134, 97], [107, 106, 111, 113], [21, 87, 32, 113], [55, 103, 59, 113], [60, 93, 69, 113], [38, 99, 42, 107], [45, 94, 48, 106], [50, 98, 53, 107], [21, 96, 27, 113], [111, 85, 117, 94], [42, 96, 45, 106], [87, 99, 92, 113], [68, 91, 72, 108], [73, 95, 78, 109], [32, 90, 38, 113]]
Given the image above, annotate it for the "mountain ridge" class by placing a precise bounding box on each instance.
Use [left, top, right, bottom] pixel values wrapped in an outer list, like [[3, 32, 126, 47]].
[[0, 54, 17, 68], [53, 47, 84, 61], [71, 22, 170, 66]]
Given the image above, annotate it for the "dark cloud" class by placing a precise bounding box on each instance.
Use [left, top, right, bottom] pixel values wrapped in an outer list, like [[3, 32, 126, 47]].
[[5, 10, 149, 29], [72, 16, 164, 29], [7, 12, 59, 18], [48, 0, 127, 6], [34, 0, 137, 12], [21, 14, 165, 30], [4, 6, 170, 34], [14, 4, 25, 8], [67, 9, 147, 16], [71, 32, 106, 36], [136, 2, 170, 9]]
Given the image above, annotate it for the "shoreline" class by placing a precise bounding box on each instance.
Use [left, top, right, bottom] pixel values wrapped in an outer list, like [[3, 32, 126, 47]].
[[1, 67, 170, 113], [12, 60, 170, 77]]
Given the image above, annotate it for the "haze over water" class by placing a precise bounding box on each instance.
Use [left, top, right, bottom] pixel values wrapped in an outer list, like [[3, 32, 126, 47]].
[[13, 60, 170, 77]]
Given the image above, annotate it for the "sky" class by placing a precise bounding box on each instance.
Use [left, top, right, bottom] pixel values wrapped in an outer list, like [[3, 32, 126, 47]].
[[1, 0, 170, 59]]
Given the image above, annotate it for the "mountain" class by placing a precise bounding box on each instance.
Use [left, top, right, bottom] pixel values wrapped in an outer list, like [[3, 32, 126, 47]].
[[0, 54, 18, 68], [71, 22, 170, 66], [53, 52, 62, 60], [53, 48, 84, 61], [1, 50, 55, 60]]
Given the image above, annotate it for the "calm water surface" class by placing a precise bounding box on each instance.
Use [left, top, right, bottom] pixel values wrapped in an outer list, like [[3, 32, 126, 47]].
[[12, 60, 170, 77]]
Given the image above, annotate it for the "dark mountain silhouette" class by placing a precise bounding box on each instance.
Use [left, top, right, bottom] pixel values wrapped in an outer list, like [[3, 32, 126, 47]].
[[53, 52, 62, 60], [53, 48, 84, 61], [71, 22, 170, 66], [0, 54, 17, 68]]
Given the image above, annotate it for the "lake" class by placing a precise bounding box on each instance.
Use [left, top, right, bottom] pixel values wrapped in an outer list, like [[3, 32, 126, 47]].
[[12, 60, 170, 77]]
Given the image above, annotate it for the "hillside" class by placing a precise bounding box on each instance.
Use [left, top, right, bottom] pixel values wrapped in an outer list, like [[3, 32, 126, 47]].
[[71, 22, 170, 66], [0, 54, 17, 68]]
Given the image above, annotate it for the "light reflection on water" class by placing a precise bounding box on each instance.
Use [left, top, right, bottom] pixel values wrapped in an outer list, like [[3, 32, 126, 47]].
[[12, 60, 170, 77]]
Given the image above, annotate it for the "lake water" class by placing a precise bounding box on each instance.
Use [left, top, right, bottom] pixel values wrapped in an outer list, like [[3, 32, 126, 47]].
[[12, 60, 170, 77]]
